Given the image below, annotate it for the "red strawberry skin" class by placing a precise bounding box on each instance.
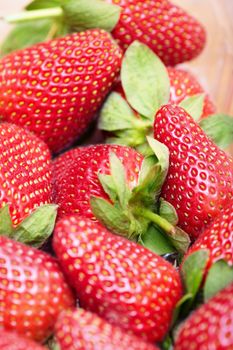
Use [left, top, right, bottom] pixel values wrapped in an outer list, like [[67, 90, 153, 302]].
[[53, 216, 182, 342], [0, 122, 52, 225], [0, 236, 74, 342], [183, 200, 233, 272], [168, 67, 216, 119], [174, 283, 233, 350], [0, 329, 47, 350], [107, 0, 206, 66], [52, 144, 143, 219], [153, 105, 233, 240], [55, 308, 159, 350], [0, 30, 122, 153]]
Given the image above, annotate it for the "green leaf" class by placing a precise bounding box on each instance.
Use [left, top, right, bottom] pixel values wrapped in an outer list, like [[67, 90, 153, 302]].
[[62, 0, 121, 32], [181, 250, 209, 297], [146, 137, 169, 174], [179, 94, 205, 121], [26, 0, 61, 10], [159, 199, 178, 226], [13, 204, 58, 247], [109, 152, 131, 208], [140, 225, 175, 255], [0, 20, 55, 56], [90, 196, 131, 236], [98, 173, 117, 202], [99, 92, 137, 131], [121, 41, 170, 119], [204, 260, 233, 301], [168, 227, 191, 255], [0, 205, 14, 236], [200, 114, 233, 149]]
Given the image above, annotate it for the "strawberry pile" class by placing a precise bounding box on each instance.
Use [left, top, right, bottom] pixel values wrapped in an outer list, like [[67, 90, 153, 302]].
[[0, 1, 233, 349]]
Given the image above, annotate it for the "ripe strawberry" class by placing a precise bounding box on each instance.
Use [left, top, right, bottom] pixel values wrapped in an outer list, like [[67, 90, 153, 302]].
[[183, 200, 233, 272], [53, 216, 182, 342], [0, 122, 52, 226], [55, 308, 159, 350], [154, 105, 233, 240], [52, 143, 143, 220], [0, 329, 47, 350], [0, 235, 74, 342], [168, 67, 215, 119], [0, 29, 122, 153], [174, 283, 233, 349], [107, 0, 206, 66]]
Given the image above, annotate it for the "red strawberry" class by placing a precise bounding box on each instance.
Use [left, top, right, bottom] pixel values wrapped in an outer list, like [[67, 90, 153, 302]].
[[55, 308, 159, 350], [153, 104, 233, 240], [183, 200, 233, 272], [53, 216, 182, 342], [0, 122, 52, 226], [0, 235, 74, 341], [174, 283, 233, 350], [107, 0, 206, 66], [52, 143, 143, 220], [167, 67, 216, 119], [0, 329, 47, 350], [0, 30, 122, 153]]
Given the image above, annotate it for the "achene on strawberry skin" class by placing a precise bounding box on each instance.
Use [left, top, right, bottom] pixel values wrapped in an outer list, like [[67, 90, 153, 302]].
[[0, 29, 122, 153], [53, 216, 183, 343]]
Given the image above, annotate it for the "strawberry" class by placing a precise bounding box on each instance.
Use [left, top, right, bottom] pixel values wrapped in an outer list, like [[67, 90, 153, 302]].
[[0, 329, 47, 350], [99, 42, 215, 152], [108, 0, 206, 65], [167, 67, 215, 119], [0, 122, 52, 226], [52, 143, 143, 221], [52, 141, 190, 253], [53, 216, 182, 342], [174, 283, 233, 350], [0, 235, 74, 342], [153, 104, 233, 240], [0, 29, 122, 153], [183, 200, 233, 273], [55, 308, 159, 350]]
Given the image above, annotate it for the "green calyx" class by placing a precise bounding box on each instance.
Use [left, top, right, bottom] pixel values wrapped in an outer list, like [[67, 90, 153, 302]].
[[99, 41, 206, 154], [90, 137, 190, 254], [0, 204, 58, 247]]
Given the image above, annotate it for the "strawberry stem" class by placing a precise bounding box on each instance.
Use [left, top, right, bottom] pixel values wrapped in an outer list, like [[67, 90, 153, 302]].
[[5, 8, 63, 24], [134, 208, 175, 234]]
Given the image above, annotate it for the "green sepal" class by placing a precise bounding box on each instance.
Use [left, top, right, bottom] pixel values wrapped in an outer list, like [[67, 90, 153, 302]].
[[62, 0, 121, 32], [166, 227, 191, 255], [139, 225, 175, 255], [0, 205, 14, 236], [90, 196, 133, 237], [204, 260, 233, 301], [121, 41, 170, 119], [200, 113, 233, 149], [159, 198, 178, 226], [181, 249, 209, 300], [0, 204, 58, 247], [97, 174, 117, 202], [26, 0, 61, 10], [109, 152, 131, 208], [99, 92, 152, 148], [99, 92, 137, 132], [1, 19, 66, 56], [146, 137, 169, 172], [179, 94, 205, 121]]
